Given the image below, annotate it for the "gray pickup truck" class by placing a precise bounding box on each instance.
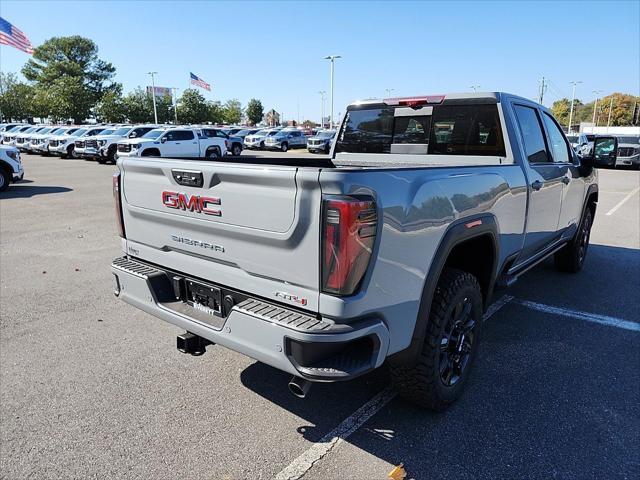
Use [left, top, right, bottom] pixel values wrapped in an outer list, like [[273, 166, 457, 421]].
[[111, 92, 618, 410]]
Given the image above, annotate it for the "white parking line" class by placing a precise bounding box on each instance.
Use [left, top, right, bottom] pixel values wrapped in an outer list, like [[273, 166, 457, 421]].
[[514, 299, 640, 332], [274, 295, 513, 480], [606, 186, 640, 216]]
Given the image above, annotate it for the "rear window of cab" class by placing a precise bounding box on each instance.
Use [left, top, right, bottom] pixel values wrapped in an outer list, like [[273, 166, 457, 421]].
[[335, 104, 506, 156]]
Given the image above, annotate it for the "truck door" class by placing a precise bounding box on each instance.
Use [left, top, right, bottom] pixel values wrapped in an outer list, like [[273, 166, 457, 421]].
[[164, 130, 198, 157], [540, 111, 586, 234], [512, 103, 564, 259]]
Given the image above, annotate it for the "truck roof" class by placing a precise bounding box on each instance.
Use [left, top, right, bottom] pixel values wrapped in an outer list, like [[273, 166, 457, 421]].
[[348, 92, 533, 108]]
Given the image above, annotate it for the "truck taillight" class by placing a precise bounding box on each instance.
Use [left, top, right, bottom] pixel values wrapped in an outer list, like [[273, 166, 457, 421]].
[[113, 171, 126, 238], [322, 196, 377, 296]]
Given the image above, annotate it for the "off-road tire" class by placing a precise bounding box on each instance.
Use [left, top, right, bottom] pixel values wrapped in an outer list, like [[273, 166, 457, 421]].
[[554, 208, 593, 273], [389, 268, 483, 411]]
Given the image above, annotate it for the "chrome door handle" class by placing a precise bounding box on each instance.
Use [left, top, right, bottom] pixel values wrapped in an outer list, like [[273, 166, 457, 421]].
[[531, 180, 543, 191], [562, 176, 571, 185]]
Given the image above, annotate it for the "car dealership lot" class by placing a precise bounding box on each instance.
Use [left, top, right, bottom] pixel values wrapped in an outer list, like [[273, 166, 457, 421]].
[[1, 154, 638, 479]]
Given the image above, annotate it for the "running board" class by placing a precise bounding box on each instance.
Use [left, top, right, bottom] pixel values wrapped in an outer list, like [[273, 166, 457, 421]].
[[496, 241, 567, 288]]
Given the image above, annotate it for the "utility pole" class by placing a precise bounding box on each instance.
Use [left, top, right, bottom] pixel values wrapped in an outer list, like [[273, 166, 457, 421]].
[[324, 55, 341, 128], [538, 77, 548, 104], [567, 80, 582, 134], [171, 87, 179, 124], [385, 88, 395, 98], [592, 90, 603, 125], [318, 90, 326, 128], [470, 85, 481, 92], [148, 72, 159, 124], [606, 97, 614, 131]]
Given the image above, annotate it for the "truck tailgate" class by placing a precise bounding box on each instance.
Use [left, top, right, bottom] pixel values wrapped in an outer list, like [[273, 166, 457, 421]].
[[119, 158, 322, 311]]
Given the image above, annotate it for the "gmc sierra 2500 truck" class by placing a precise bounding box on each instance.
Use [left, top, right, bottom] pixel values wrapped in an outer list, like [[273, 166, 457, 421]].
[[111, 92, 618, 410]]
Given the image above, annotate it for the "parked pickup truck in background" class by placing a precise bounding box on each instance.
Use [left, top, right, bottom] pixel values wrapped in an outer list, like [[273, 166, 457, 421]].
[[111, 92, 618, 410], [83, 125, 157, 164], [117, 127, 227, 159]]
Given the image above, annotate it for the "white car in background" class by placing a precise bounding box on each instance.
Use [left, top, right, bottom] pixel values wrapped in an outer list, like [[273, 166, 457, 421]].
[[84, 125, 158, 163], [73, 126, 111, 158], [49, 126, 104, 159], [2, 125, 32, 146], [15, 126, 50, 151], [32, 127, 76, 155], [0, 145, 24, 192], [117, 127, 227, 158], [243, 129, 280, 150]]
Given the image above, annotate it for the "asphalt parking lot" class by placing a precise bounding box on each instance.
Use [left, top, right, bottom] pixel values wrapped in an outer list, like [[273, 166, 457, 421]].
[[1, 153, 639, 480]]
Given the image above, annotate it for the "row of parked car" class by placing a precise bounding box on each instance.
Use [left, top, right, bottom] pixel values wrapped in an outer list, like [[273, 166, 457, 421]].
[[567, 132, 640, 169], [0, 122, 338, 191]]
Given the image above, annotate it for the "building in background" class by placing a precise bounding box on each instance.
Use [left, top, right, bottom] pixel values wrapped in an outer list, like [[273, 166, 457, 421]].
[[264, 109, 280, 127]]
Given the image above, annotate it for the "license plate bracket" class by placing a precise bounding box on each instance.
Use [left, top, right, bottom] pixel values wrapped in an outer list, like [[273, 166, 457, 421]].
[[186, 280, 222, 317]]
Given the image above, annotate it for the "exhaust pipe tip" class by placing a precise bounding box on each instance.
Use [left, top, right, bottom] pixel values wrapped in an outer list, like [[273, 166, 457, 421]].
[[288, 376, 312, 399]]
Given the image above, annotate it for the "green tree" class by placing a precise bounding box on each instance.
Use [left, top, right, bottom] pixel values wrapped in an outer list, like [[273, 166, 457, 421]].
[[0, 72, 35, 121], [177, 89, 209, 124], [156, 93, 175, 124], [245, 98, 264, 126], [22, 36, 118, 122], [597, 93, 639, 126], [95, 88, 126, 123], [123, 87, 154, 123], [207, 100, 224, 124], [222, 98, 242, 124]]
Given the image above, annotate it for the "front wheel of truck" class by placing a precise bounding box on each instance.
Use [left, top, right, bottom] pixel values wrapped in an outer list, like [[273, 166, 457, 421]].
[[389, 268, 483, 411], [554, 208, 593, 273]]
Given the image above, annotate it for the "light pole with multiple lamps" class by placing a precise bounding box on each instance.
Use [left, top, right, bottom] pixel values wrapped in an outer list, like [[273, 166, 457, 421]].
[[147, 71, 159, 124], [385, 88, 395, 98], [323, 55, 341, 128], [592, 89, 603, 126], [567, 80, 582, 133], [318, 90, 326, 128]]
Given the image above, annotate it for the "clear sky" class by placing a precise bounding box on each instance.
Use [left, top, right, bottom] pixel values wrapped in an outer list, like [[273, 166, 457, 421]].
[[1, 0, 638, 123]]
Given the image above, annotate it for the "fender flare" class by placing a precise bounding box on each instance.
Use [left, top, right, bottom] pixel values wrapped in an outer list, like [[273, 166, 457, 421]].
[[388, 213, 500, 367]]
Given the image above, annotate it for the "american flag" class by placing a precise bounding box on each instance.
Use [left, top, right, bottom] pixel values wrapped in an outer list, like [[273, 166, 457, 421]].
[[190, 72, 211, 91], [0, 17, 34, 55]]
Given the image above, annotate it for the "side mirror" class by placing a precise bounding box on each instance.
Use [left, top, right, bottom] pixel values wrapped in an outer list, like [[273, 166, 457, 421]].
[[592, 136, 618, 168], [160, 136, 167, 143], [129, 133, 137, 138], [288, 134, 293, 139]]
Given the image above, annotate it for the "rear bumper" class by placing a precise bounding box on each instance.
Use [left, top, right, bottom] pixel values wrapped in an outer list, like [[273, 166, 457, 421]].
[[111, 256, 389, 381]]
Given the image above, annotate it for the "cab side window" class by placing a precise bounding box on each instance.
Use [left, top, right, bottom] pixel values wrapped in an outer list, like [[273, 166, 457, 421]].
[[166, 130, 194, 141], [513, 105, 550, 163], [542, 113, 571, 163]]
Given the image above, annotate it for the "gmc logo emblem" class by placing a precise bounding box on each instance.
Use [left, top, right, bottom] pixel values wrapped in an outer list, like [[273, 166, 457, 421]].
[[162, 191, 221, 216]]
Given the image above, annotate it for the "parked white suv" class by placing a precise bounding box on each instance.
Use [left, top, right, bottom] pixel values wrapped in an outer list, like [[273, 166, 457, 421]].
[[84, 125, 157, 164], [0, 145, 24, 192], [117, 127, 227, 159]]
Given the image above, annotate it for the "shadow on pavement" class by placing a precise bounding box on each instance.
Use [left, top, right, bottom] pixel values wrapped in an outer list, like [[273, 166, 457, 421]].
[[1, 185, 73, 199], [241, 242, 639, 479]]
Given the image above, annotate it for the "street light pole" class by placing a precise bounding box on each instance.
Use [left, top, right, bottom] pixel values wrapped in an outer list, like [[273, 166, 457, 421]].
[[324, 55, 341, 128], [567, 80, 582, 133], [171, 87, 179, 124], [592, 90, 603, 126], [148, 72, 159, 124], [470, 85, 481, 92], [606, 97, 614, 131], [318, 90, 326, 128], [385, 88, 395, 98]]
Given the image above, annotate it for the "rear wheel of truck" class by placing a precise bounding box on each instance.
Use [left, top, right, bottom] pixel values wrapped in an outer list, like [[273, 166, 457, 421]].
[[554, 208, 593, 273], [389, 268, 483, 411], [206, 147, 221, 159]]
